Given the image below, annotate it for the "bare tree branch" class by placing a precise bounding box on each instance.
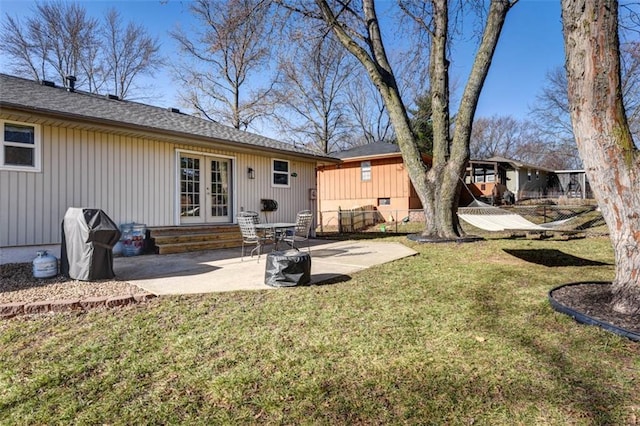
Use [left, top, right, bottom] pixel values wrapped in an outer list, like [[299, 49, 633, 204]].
[[171, 0, 275, 129], [272, 35, 357, 153], [1, 1, 163, 99]]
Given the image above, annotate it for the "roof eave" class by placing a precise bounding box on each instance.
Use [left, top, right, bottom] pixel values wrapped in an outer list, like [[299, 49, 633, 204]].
[[0, 101, 340, 163], [338, 152, 402, 161]]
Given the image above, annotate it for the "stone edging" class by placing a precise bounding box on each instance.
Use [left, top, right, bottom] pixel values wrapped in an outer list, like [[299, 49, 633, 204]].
[[0, 293, 157, 319]]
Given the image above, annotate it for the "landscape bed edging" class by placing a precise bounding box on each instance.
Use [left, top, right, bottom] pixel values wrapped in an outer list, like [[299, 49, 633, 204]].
[[548, 282, 640, 342], [0, 293, 157, 319]]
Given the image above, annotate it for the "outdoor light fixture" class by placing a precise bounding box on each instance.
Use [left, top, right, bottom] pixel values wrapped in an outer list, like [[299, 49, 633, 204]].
[[248, 167, 255, 179]]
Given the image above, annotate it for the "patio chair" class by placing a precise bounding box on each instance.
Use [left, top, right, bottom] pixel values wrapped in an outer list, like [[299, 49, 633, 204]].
[[240, 210, 274, 239], [283, 210, 313, 252], [239, 210, 260, 224], [237, 215, 273, 261]]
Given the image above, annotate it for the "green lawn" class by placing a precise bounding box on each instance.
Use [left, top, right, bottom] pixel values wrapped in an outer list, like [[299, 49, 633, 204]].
[[1, 236, 639, 425]]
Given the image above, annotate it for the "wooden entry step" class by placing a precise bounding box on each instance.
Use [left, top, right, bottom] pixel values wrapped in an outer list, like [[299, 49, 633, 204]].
[[148, 224, 242, 255]]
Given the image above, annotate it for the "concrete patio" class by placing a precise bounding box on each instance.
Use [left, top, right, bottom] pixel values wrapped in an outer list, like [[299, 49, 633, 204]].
[[113, 239, 418, 295]]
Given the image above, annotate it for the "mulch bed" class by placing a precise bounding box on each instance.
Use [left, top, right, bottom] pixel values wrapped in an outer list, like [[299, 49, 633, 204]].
[[550, 282, 640, 336]]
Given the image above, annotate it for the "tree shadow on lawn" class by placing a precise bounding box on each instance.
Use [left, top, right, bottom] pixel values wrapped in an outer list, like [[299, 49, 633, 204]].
[[503, 249, 613, 267], [465, 280, 635, 424]]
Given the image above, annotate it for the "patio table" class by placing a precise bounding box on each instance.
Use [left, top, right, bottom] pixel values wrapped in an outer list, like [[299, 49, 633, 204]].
[[255, 222, 297, 251]]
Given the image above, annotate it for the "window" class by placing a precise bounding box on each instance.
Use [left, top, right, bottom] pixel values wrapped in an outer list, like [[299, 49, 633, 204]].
[[272, 159, 290, 187], [361, 161, 371, 181], [378, 198, 391, 206], [472, 165, 495, 183], [1, 120, 41, 171]]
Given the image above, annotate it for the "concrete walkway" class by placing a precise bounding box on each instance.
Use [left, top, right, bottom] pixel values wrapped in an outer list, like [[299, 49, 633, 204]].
[[113, 239, 418, 295]]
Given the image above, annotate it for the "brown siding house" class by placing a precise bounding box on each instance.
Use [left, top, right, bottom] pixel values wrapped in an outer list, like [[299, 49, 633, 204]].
[[317, 143, 430, 226]]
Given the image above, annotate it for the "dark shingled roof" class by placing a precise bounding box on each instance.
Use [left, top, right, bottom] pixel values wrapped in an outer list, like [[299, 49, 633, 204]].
[[333, 142, 401, 159], [0, 73, 337, 161]]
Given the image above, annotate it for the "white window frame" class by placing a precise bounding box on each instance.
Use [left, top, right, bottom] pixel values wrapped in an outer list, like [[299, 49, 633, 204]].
[[1, 119, 41, 172], [272, 158, 290, 188], [361, 161, 371, 181]]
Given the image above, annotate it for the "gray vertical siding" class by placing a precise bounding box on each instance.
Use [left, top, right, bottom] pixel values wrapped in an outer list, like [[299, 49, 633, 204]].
[[1, 116, 317, 247], [1, 121, 174, 246], [234, 154, 316, 222]]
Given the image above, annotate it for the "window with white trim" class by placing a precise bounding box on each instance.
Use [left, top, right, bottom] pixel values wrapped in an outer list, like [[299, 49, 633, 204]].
[[361, 161, 371, 181], [1, 120, 41, 171], [272, 159, 290, 187]]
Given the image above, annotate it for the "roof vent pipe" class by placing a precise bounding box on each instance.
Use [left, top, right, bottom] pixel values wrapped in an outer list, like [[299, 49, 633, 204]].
[[65, 75, 76, 92]]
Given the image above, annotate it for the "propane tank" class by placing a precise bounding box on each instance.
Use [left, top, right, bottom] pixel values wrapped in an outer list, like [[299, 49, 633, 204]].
[[33, 250, 58, 279]]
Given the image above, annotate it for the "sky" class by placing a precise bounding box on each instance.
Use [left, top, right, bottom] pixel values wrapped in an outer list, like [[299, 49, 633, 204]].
[[0, 0, 566, 133]]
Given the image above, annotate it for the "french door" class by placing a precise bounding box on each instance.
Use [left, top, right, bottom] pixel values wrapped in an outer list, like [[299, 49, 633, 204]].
[[179, 153, 232, 224]]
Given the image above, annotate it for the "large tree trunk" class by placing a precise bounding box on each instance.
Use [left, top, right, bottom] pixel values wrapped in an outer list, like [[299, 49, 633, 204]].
[[562, 0, 640, 315], [316, 0, 512, 239], [424, 0, 512, 238]]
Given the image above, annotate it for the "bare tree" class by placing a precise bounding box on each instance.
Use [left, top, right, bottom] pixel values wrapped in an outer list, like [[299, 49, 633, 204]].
[[1, 2, 163, 99], [513, 130, 579, 170], [0, 1, 99, 88], [528, 66, 582, 169], [468, 115, 571, 169], [345, 73, 394, 146], [302, 0, 515, 239], [531, 38, 640, 168], [620, 41, 640, 141], [470, 115, 524, 159], [171, 0, 275, 129], [0, 15, 48, 81], [37, 1, 101, 88], [102, 9, 163, 99], [273, 36, 356, 153], [562, 0, 640, 314]]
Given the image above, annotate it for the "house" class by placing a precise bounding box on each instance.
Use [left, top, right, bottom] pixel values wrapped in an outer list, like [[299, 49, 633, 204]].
[[464, 156, 557, 204], [0, 73, 338, 263], [316, 143, 431, 229], [465, 156, 595, 203], [316, 144, 593, 232], [553, 169, 592, 199]]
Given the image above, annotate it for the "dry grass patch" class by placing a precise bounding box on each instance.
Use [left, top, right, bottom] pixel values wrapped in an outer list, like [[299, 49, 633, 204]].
[[1, 236, 639, 424]]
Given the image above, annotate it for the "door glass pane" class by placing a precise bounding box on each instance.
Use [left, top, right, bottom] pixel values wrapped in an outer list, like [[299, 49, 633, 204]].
[[180, 156, 201, 217], [210, 160, 229, 217]]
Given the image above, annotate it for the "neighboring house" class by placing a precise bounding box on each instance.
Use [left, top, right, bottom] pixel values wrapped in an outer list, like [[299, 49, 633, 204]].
[[465, 156, 557, 203], [554, 169, 593, 199], [316, 143, 431, 228], [465, 156, 594, 203], [0, 73, 338, 263]]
